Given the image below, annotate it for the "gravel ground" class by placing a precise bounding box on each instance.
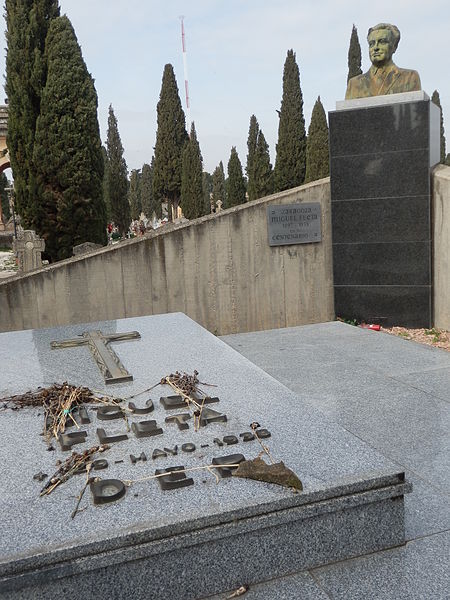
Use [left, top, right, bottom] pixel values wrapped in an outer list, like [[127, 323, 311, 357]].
[[381, 325, 450, 352]]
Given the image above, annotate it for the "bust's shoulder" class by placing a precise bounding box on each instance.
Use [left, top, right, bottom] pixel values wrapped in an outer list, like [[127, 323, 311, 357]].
[[349, 70, 372, 84], [392, 66, 421, 91], [345, 71, 372, 99], [395, 66, 420, 77]]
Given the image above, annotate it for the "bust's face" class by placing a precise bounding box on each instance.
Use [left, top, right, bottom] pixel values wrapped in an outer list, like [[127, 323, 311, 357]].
[[368, 29, 394, 66]]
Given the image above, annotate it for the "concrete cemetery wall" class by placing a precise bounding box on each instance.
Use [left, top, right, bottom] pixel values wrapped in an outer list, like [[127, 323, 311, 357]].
[[432, 164, 450, 330], [0, 178, 334, 334]]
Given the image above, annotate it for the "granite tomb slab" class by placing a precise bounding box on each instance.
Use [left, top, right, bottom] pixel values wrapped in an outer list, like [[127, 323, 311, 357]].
[[0, 313, 410, 599]]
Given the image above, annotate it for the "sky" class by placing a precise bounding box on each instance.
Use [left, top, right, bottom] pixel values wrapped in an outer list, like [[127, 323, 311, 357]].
[[1, 0, 449, 175]]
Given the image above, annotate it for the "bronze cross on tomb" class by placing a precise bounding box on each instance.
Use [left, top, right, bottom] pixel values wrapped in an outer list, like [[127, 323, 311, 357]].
[[51, 330, 141, 384]]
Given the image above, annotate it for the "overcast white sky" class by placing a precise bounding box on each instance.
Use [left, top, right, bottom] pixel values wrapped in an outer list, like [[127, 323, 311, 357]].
[[1, 0, 449, 174]]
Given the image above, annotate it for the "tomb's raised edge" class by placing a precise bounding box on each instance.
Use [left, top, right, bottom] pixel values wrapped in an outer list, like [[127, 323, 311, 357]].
[[0, 469, 410, 584]]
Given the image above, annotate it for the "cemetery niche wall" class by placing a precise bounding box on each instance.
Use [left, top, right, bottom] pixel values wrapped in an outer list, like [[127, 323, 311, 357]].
[[0, 313, 410, 599]]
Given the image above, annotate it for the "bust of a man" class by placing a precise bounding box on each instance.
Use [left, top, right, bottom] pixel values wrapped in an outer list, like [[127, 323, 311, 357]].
[[346, 23, 421, 99]]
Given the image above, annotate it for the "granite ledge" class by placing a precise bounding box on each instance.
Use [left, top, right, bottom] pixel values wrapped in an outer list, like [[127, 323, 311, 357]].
[[0, 471, 410, 585], [1, 496, 407, 598]]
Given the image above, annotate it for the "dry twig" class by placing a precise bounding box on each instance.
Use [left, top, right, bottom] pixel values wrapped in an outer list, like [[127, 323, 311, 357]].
[[160, 371, 216, 431], [250, 422, 275, 464], [40, 445, 109, 497], [122, 463, 241, 487], [226, 585, 249, 598], [1, 383, 127, 441], [71, 463, 93, 519]]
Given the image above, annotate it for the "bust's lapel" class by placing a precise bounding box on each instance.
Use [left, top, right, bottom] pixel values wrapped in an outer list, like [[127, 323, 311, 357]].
[[359, 71, 373, 96], [380, 65, 401, 95]]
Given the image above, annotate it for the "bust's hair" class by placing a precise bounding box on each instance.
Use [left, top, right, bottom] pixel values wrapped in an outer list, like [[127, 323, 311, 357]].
[[367, 23, 401, 51]]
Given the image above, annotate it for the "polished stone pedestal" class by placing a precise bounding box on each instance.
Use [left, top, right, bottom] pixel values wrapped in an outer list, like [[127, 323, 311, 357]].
[[329, 91, 440, 327]]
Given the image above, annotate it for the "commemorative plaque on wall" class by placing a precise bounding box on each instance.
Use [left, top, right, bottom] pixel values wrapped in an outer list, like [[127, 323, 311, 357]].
[[267, 203, 321, 246]]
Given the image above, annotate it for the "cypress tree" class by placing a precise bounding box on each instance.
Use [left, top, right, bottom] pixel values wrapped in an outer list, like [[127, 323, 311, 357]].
[[33, 15, 106, 262], [141, 161, 160, 219], [128, 169, 141, 220], [227, 147, 246, 207], [431, 90, 446, 164], [212, 161, 226, 209], [5, 0, 60, 229], [347, 25, 362, 83], [180, 123, 203, 220], [253, 130, 274, 199], [0, 173, 11, 221], [274, 49, 306, 191], [202, 171, 213, 215], [106, 105, 130, 236], [305, 97, 330, 183], [153, 64, 188, 221], [101, 146, 111, 221], [246, 114, 260, 201]]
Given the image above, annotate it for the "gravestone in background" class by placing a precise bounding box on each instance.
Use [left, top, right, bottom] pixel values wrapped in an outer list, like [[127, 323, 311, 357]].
[[13, 229, 45, 273], [0, 313, 410, 599], [329, 91, 440, 327], [72, 241, 102, 256]]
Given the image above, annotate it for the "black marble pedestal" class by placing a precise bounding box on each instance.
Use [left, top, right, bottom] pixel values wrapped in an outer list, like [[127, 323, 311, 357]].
[[329, 93, 440, 327]]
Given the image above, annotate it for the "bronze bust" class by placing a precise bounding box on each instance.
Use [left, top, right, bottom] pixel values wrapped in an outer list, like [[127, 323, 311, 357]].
[[346, 23, 421, 99]]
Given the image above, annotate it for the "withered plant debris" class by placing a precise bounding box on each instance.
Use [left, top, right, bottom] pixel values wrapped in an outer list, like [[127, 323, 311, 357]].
[[232, 457, 303, 491], [33, 471, 47, 482], [40, 445, 109, 497], [250, 422, 275, 464], [160, 370, 217, 430], [226, 585, 249, 598], [1, 383, 122, 443], [71, 463, 93, 520]]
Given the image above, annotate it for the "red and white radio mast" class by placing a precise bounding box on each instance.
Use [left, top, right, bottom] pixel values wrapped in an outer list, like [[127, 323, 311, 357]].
[[180, 16, 191, 132]]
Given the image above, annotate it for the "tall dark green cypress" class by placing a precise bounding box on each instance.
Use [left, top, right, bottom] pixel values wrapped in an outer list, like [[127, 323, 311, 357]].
[[347, 24, 362, 83], [246, 114, 259, 201], [227, 147, 246, 207], [253, 131, 274, 199], [431, 90, 446, 164], [180, 123, 203, 220], [212, 161, 226, 209], [106, 105, 129, 236], [305, 97, 330, 183], [128, 169, 141, 220], [202, 171, 213, 215], [153, 64, 188, 221], [274, 49, 306, 191], [5, 0, 60, 229], [0, 173, 11, 221], [141, 161, 159, 219], [33, 15, 106, 262], [101, 146, 111, 221]]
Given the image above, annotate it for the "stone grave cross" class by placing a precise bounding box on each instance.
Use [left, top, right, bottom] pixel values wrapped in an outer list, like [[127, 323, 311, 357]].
[[51, 330, 141, 384], [13, 230, 45, 272]]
